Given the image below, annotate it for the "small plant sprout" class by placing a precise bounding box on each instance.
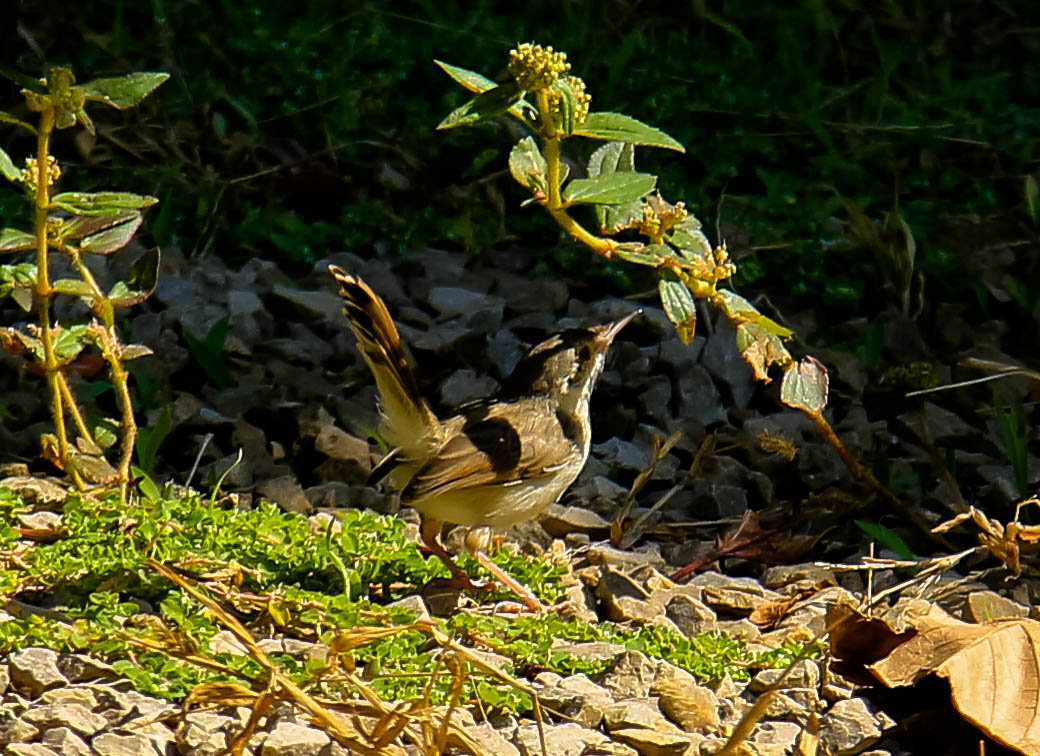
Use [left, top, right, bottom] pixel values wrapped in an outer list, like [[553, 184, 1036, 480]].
[[0, 66, 168, 502]]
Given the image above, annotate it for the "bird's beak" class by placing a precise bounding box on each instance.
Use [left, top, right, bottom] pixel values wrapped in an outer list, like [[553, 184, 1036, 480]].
[[599, 308, 641, 345]]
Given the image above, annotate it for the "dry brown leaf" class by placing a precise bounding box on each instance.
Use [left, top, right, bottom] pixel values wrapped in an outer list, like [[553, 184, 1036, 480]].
[[842, 601, 1040, 755]]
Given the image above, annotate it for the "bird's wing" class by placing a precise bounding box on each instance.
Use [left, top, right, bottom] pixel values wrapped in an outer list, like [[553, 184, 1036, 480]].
[[402, 399, 581, 500]]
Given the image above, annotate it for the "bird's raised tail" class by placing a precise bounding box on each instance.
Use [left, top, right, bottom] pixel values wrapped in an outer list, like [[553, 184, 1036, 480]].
[[329, 265, 442, 466]]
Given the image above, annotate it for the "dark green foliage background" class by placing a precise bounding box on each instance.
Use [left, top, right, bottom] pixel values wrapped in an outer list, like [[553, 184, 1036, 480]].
[[1, 2, 1037, 313]]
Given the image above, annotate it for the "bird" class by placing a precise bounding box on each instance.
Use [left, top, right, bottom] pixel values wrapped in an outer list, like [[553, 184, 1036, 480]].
[[329, 265, 637, 605]]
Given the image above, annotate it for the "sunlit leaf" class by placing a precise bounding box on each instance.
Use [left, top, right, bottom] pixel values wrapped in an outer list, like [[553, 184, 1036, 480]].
[[779, 357, 829, 414], [0, 65, 45, 93], [77, 72, 169, 109], [563, 172, 655, 205], [587, 141, 644, 233], [508, 137, 548, 196], [615, 242, 663, 266], [574, 112, 684, 152], [715, 290, 795, 339], [658, 277, 697, 343], [0, 146, 22, 184], [437, 82, 522, 130], [80, 213, 143, 255], [0, 228, 35, 253], [51, 324, 91, 364], [51, 192, 158, 217], [854, 520, 915, 560], [107, 247, 161, 308], [52, 279, 94, 298], [434, 60, 497, 94], [735, 321, 791, 382]]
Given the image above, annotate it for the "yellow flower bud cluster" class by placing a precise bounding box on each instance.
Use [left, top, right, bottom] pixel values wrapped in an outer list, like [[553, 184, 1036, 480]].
[[508, 43, 570, 92], [21, 155, 61, 191], [637, 195, 688, 240], [548, 75, 591, 127]]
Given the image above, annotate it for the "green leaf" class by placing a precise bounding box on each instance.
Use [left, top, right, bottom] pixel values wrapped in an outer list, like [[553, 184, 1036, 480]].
[[573, 112, 685, 152], [185, 315, 236, 389], [508, 137, 548, 196], [137, 405, 173, 475], [434, 60, 497, 94], [58, 211, 140, 241], [779, 358, 829, 414], [563, 172, 656, 205], [854, 520, 916, 560], [51, 192, 158, 217], [715, 290, 795, 339], [587, 141, 645, 233], [0, 65, 45, 93], [1026, 175, 1039, 225], [52, 324, 90, 364], [52, 279, 94, 297], [107, 247, 160, 307], [658, 277, 697, 343], [0, 147, 21, 183], [437, 82, 522, 130], [615, 243, 663, 266], [80, 213, 143, 255], [0, 228, 35, 253], [0, 110, 36, 135], [77, 72, 169, 109]]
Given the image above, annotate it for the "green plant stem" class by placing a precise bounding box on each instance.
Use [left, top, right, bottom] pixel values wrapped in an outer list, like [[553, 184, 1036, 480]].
[[32, 108, 80, 488], [536, 90, 617, 258], [56, 376, 99, 454]]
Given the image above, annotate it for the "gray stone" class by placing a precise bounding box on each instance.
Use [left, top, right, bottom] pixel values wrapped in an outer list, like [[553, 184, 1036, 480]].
[[467, 724, 520, 756], [515, 722, 623, 756], [271, 284, 343, 321], [256, 475, 312, 515], [652, 663, 720, 733], [90, 733, 161, 756], [964, 590, 1028, 622], [22, 703, 108, 737], [15, 511, 62, 530], [0, 709, 40, 746], [8, 647, 68, 698], [41, 727, 91, 756], [176, 711, 233, 756], [701, 317, 755, 408], [540, 504, 612, 538], [820, 698, 894, 756], [0, 477, 68, 506], [761, 564, 837, 590], [39, 688, 98, 708], [593, 438, 653, 471], [439, 369, 499, 407], [586, 544, 667, 571], [0, 663, 9, 696], [687, 572, 783, 613], [603, 699, 679, 734], [550, 641, 627, 667], [601, 651, 657, 700], [5, 745, 60, 756], [748, 721, 804, 756], [664, 593, 717, 636], [260, 721, 329, 756], [555, 674, 614, 728]]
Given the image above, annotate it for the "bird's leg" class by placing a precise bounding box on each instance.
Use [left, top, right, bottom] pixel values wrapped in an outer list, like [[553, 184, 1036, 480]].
[[464, 528, 543, 613], [420, 516, 489, 592]]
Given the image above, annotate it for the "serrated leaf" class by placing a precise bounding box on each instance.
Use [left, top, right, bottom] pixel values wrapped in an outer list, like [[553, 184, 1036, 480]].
[[669, 228, 713, 258], [574, 112, 685, 152], [0, 228, 35, 252], [434, 60, 497, 94], [80, 213, 143, 254], [51, 192, 158, 217], [77, 72, 169, 109], [716, 290, 795, 339], [563, 172, 656, 205], [508, 137, 548, 196], [658, 277, 697, 343], [51, 324, 90, 364], [615, 243, 663, 266], [735, 321, 791, 382], [10, 288, 32, 311], [587, 141, 636, 179], [780, 357, 829, 414], [437, 82, 522, 130]]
